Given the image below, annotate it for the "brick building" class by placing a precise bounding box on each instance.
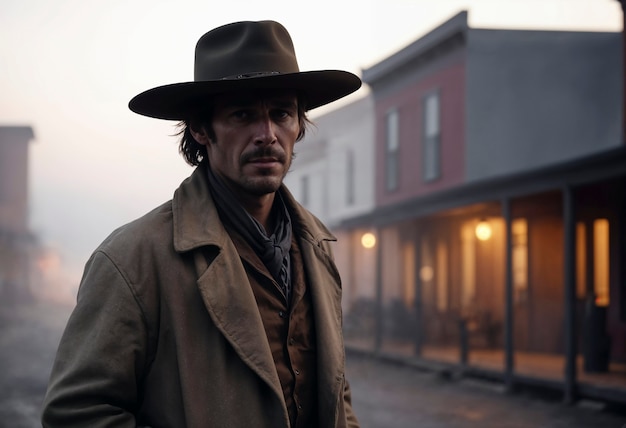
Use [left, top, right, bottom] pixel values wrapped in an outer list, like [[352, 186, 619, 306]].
[[0, 126, 36, 302]]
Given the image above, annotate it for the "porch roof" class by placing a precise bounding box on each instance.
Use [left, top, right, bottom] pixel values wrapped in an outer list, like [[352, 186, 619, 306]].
[[338, 145, 626, 230]]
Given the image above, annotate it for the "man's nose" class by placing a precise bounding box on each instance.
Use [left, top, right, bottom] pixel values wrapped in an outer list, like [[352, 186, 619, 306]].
[[254, 115, 277, 146]]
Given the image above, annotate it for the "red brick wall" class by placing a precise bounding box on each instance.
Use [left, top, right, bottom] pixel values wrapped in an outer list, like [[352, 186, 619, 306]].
[[374, 60, 466, 207]]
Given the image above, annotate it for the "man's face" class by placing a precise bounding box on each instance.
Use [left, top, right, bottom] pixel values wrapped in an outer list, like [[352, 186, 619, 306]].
[[199, 91, 300, 201]]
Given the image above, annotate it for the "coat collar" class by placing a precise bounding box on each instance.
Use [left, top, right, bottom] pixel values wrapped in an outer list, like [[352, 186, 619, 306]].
[[172, 165, 228, 253], [172, 164, 336, 253]]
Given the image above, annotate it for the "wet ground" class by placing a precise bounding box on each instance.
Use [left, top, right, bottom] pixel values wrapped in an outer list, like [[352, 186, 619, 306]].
[[0, 300, 70, 427], [347, 354, 626, 427], [1, 299, 624, 428]]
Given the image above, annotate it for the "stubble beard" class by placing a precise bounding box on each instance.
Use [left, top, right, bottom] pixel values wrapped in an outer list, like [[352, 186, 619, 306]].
[[240, 150, 293, 197]]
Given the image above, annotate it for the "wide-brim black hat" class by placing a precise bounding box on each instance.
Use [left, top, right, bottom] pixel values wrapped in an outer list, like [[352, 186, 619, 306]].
[[129, 20, 362, 120]]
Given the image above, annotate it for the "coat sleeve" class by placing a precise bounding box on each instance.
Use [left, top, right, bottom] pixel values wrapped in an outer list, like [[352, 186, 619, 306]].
[[42, 250, 149, 428]]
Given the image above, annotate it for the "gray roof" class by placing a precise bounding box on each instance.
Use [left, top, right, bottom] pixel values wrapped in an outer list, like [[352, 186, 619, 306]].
[[362, 11, 469, 85]]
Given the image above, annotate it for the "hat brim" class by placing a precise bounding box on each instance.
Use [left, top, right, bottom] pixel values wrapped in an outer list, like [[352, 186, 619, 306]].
[[128, 70, 361, 120]]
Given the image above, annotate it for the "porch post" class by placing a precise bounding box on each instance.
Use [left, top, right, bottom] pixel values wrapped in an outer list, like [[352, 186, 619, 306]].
[[502, 198, 515, 391], [414, 223, 423, 356], [374, 227, 383, 354], [619, 0, 626, 144], [563, 185, 577, 404]]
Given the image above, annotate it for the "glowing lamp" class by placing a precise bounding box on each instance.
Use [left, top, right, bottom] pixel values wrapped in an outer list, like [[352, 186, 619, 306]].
[[475, 220, 492, 241], [361, 232, 376, 249], [420, 266, 434, 282]]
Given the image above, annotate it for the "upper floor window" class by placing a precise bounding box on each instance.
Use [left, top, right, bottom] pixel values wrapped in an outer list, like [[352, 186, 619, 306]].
[[423, 92, 441, 182], [385, 109, 399, 191]]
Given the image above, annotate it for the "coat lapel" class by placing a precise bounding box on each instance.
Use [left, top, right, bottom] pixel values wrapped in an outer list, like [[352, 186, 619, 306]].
[[300, 239, 345, 427], [195, 242, 284, 401], [283, 183, 345, 428], [171, 166, 285, 406]]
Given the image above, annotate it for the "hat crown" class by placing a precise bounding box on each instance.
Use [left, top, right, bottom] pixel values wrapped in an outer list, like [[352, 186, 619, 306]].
[[194, 20, 300, 81], [129, 20, 361, 120]]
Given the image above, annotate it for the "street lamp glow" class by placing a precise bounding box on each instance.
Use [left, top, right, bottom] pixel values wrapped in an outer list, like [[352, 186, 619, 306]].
[[475, 220, 492, 241], [420, 266, 434, 282], [361, 232, 376, 249]]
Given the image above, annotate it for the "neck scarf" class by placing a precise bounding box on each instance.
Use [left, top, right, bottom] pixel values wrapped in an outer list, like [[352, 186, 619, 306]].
[[206, 166, 292, 303]]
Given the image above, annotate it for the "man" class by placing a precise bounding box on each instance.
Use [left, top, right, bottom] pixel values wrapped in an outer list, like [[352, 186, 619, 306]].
[[42, 20, 361, 428]]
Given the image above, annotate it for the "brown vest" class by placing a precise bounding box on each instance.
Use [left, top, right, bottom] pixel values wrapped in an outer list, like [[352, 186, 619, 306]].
[[226, 224, 319, 428]]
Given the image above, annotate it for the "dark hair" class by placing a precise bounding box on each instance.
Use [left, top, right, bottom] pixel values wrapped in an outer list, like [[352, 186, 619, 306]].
[[177, 95, 311, 167], [176, 103, 214, 167]]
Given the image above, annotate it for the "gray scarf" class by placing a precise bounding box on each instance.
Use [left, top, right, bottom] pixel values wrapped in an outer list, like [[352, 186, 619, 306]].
[[206, 166, 292, 303]]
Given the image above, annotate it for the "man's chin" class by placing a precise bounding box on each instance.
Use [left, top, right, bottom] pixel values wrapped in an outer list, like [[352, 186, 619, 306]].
[[244, 178, 283, 196]]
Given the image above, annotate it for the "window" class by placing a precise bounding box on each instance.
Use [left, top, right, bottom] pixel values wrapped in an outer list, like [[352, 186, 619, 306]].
[[346, 149, 355, 205], [423, 92, 441, 182], [402, 242, 416, 307], [436, 239, 448, 312], [576, 222, 587, 299], [594, 219, 610, 307], [420, 237, 435, 308], [575, 219, 610, 307], [385, 110, 399, 191], [512, 219, 528, 304], [461, 223, 476, 309]]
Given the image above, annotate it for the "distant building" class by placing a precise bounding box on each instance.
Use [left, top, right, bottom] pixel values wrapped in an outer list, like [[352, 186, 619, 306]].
[[286, 95, 375, 227], [0, 126, 36, 302], [301, 11, 625, 405], [284, 95, 376, 311]]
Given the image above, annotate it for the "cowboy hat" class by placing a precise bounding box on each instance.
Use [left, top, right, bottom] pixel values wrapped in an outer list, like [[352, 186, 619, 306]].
[[128, 20, 362, 120]]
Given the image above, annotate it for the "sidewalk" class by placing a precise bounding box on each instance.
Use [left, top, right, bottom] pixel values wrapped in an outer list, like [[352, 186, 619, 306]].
[[346, 351, 626, 428], [346, 338, 626, 407]]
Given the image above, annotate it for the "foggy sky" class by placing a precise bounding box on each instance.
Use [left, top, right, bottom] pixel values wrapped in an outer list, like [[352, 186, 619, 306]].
[[0, 0, 621, 278]]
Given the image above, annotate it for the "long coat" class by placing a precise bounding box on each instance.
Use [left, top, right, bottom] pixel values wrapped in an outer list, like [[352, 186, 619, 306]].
[[42, 166, 359, 428]]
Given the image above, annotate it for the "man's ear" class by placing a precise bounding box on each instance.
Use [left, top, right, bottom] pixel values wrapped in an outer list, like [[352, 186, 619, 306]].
[[189, 126, 211, 146]]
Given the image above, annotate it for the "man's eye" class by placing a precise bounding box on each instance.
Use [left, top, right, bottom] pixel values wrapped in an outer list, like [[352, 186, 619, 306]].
[[232, 110, 250, 119], [273, 110, 290, 119]]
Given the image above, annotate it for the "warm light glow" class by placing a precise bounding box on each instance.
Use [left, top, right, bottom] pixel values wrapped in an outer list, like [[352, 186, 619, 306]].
[[361, 232, 376, 249], [594, 219, 610, 307], [420, 266, 434, 282], [475, 220, 492, 241]]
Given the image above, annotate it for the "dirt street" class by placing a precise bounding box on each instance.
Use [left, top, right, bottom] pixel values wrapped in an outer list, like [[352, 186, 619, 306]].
[[1, 300, 624, 428]]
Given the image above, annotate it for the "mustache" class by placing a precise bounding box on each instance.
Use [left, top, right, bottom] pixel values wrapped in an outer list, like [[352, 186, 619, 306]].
[[241, 147, 287, 163]]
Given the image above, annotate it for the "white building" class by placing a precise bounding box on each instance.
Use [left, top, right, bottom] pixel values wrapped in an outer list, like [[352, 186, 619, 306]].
[[284, 95, 376, 311], [285, 95, 375, 228]]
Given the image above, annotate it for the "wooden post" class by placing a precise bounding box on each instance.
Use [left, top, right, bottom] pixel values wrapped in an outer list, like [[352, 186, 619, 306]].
[[414, 224, 424, 356], [503, 198, 515, 392], [374, 227, 383, 354], [622, 0, 626, 143], [563, 185, 577, 404]]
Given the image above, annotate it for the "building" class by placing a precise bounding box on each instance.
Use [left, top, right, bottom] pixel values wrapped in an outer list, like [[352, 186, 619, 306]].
[[284, 95, 376, 311], [0, 126, 36, 302], [328, 12, 624, 405]]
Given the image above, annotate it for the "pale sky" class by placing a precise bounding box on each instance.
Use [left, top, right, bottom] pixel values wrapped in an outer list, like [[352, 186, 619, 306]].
[[0, 0, 622, 275]]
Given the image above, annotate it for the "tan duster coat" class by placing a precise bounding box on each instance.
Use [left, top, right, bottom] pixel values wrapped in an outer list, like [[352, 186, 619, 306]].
[[42, 166, 359, 428]]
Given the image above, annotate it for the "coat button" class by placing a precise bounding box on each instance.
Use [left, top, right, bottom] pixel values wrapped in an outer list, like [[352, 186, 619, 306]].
[[289, 338, 295, 345], [294, 369, 300, 375], [279, 311, 286, 318]]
